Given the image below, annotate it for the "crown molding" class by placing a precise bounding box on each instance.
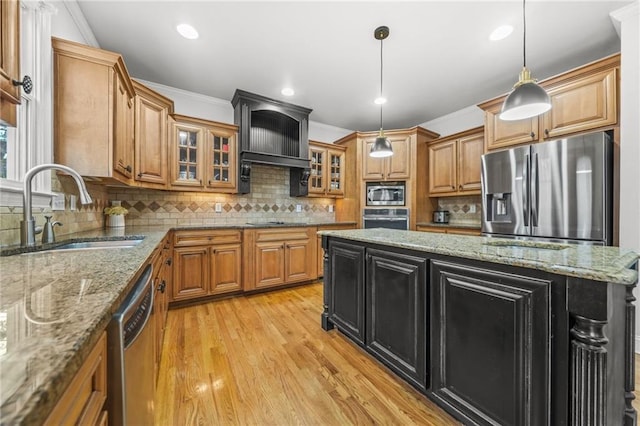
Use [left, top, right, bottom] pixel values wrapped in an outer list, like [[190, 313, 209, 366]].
[[61, 0, 99, 47]]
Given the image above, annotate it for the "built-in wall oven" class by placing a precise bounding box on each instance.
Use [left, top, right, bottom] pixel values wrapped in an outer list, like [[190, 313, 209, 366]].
[[363, 208, 409, 230]]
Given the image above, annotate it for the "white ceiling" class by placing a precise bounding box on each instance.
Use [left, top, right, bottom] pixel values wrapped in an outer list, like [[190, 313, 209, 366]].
[[76, 1, 629, 132]]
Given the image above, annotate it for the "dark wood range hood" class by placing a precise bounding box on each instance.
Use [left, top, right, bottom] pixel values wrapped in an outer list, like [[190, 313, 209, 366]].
[[231, 89, 312, 195]]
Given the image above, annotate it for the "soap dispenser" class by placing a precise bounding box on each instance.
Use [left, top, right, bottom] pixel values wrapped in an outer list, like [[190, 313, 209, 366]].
[[42, 215, 63, 244]]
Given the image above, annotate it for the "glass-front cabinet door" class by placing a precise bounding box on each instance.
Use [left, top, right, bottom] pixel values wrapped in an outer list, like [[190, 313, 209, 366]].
[[205, 127, 236, 192], [309, 146, 326, 194], [327, 149, 344, 196], [172, 122, 204, 187]]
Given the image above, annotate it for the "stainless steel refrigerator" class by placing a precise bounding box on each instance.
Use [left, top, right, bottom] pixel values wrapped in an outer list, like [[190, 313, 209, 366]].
[[481, 131, 613, 245]]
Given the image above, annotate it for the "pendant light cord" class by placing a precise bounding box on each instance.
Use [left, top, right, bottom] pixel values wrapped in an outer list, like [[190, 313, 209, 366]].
[[522, 0, 526, 68], [380, 36, 384, 130]]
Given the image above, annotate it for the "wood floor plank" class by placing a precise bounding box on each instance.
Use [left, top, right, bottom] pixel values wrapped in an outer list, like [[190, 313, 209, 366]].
[[156, 282, 459, 425]]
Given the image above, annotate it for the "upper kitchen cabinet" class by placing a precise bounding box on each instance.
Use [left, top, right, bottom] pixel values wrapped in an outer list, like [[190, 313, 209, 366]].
[[428, 127, 483, 197], [132, 79, 174, 189], [308, 140, 345, 198], [362, 133, 411, 181], [479, 54, 619, 151], [169, 114, 238, 193], [53, 37, 135, 185], [0, 0, 20, 126]]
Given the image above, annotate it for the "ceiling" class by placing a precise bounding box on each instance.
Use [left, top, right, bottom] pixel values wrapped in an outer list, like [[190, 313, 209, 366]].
[[76, 1, 629, 132]]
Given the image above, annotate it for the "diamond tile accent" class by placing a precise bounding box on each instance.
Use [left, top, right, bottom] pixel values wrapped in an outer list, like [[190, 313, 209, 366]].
[[223, 203, 232, 212], [234, 203, 242, 212], [175, 202, 186, 212], [262, 205, 270, 212], [243, 204, 252, 211], [271, 204, 278, 212], [288, 205, 295, 212], [189, 202, 199, 212], [148, 201, 160, 212], [134, 201, 146, 212], [462, 204, 470, 213]]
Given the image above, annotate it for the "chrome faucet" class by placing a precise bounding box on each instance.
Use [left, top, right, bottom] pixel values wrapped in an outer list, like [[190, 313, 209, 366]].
[[21, 164, 93, 247]]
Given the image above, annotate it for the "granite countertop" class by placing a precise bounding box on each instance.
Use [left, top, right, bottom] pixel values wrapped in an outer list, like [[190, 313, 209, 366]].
[[320, 228, 640, 285], [415, 222, 481, 229], [0, 221, 355, 425]]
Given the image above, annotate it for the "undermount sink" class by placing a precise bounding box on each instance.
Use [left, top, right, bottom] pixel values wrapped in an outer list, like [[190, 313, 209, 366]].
[[482, 239, 570, 251], [51, 239, 144, 250]]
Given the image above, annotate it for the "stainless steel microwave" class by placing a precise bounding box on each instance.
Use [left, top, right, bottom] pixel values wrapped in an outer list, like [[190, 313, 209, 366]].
[[366, 182, 405, 206]]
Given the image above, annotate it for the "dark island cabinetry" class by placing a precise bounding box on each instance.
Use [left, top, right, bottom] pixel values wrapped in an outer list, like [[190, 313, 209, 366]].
[[430, 260, 553, 425], [323, 240, 366, 345], [367, 248, 428, 391], [321, 231, 638, 426]]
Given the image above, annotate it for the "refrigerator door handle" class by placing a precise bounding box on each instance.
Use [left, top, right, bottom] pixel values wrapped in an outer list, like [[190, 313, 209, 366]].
[[523, 154, 530, 226], [531, 153, 539, 227]]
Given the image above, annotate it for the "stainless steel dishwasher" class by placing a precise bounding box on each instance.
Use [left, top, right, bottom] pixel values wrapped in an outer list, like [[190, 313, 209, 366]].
[[107, 264, 155, 425]]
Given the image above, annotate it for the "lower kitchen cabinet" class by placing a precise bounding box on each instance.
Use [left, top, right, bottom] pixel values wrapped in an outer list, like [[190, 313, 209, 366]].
[[44, 332, 108, 426], [366, 248, 428, 391], [171, 230, 242, 302], [429, 260, 551, 425], [325, 239, 366, 345], [317, 224, 356, 278], [152, 234, 171, 382], [244, 227, 316, 291]]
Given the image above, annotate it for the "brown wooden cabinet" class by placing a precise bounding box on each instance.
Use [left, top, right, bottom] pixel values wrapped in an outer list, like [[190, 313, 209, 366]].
[[362, 134, 411, 180], [244, 227, 317, 291], [133, 80, 174, 188], [52, 37, 135, 185], [171, 229, 242, 302], [428, 127, 483, 197], [44, 332, 108, 425], [309, 141, 346, 197], [479, 54, 619, 151], [0, 0, 20, 126], [152, 234, 172, 383], [416, 225, 481, 236], [169, 114, 238, 193]]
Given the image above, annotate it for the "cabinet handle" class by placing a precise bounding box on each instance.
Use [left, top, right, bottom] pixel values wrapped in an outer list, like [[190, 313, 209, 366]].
[[125, 165, 132, 173], [165, 258, 172, 266], [208, 180, 212, 185], [459, 185, 462, 191], [544, 129, 549, 136], [451, 185, 455, 190], [530, 132, 536, 139], [12, 75, 33, 94], [158, 280, 166, 293], [137, 173, 143, 178]]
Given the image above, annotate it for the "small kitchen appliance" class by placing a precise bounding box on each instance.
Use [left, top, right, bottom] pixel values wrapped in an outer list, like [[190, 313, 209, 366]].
[[433, 210, 450, 224], [366, 182, 405, 206]]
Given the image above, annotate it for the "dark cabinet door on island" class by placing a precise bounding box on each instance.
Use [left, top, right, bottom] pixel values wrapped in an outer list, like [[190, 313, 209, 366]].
[[327, 240, 366, 345], [366, 248, 428, 391], [429, 260, 552, 426]]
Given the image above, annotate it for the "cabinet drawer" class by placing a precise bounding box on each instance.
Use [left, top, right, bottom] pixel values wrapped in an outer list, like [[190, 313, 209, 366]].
[[255, 227, 311, 242], [174, 229, 242, 246]]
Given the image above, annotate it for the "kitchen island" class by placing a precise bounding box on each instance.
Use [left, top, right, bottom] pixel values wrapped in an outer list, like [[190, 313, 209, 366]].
[[320, 228, 640, 425]]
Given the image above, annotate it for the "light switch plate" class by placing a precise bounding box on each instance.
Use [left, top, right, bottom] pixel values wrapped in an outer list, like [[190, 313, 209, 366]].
[[70, 195, 77, 211], [469, 204, 476, 213], [215, 203, 222, 213], [328, 204, 334, 213], [51, 192, 65, 211], [296, 204, 302, 213]]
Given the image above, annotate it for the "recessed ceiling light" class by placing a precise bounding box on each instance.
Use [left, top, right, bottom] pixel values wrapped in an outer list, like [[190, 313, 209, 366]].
[[489, 25, 513, 41], [281, 87, 295, 96], [374, 96, 387, 105], [177, 23, 199, 40]]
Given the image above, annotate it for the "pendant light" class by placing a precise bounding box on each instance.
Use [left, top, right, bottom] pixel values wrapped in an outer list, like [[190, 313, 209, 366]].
[[499, 0, 551, 121], [370, 26, 393, 158]]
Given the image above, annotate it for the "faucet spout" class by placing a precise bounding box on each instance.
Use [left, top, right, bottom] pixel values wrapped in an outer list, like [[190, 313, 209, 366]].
[[21, 164, 93, 247]]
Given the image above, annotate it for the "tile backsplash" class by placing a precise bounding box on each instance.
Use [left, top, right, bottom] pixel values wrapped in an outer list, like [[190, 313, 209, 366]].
[[0, 165, 336, 247], [437, 195, 482, 227]]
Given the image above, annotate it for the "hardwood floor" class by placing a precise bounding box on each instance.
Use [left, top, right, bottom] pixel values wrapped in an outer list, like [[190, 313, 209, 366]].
[[155, 282, 458, 425]]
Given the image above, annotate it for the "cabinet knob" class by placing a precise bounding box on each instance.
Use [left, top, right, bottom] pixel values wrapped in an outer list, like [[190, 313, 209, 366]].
[[544, 129, 549, 136], [530, 132, 536, 139], [165, 258, 172, 266], [12, 75, 33, 94], [459, 185, 462, 191], [125, 165, 132, 173], [137, 173, 143, 178]]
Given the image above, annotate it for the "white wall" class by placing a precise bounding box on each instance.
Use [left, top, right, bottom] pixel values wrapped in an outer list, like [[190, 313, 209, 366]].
[[611, 1, 640, 353], [51, 1, 97, 45], [419, 105, 484, 138]]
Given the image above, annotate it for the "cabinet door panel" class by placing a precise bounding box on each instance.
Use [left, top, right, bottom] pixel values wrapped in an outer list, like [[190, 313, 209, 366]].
[[486, 105, 538, 150], [328, 240, 365, 345], [255, 242, 285, 288], [367, 248, 427, 390], [362, 138, 385, 180], [457, 133, 483, 192], [211, 244, 242, 294], [543, 68, 617, 139], [135, 95, 167, 185], [172, 247, 209, 301], [386, 136, 411, 180], [285, 240, 312, 283], [113, 73, 134, 179], [428, 140, 456, 194], [430, 260, 550, 426]]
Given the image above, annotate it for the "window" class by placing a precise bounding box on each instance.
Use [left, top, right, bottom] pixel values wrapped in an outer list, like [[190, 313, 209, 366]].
[[0, 2, 54, 207]]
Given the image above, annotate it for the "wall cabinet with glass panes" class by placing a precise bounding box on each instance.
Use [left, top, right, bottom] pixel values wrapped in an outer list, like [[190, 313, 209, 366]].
[[169, 114, 238, 193], [308, 140, 345, 198]]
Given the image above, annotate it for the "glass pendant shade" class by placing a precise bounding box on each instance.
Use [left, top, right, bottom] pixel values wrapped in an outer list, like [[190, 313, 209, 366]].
[[500, 69, 551, 121], [370, 131, 393, 158]]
